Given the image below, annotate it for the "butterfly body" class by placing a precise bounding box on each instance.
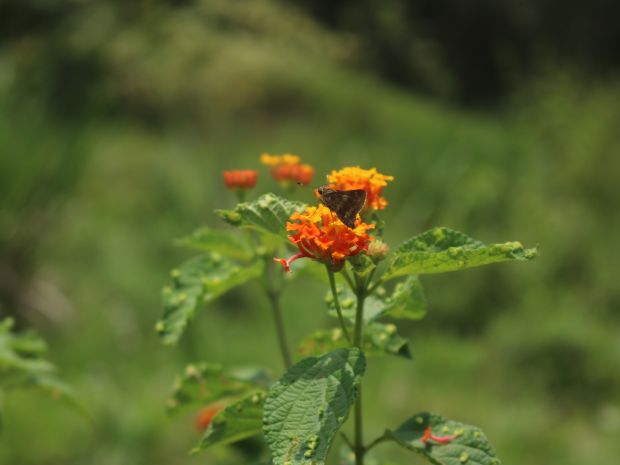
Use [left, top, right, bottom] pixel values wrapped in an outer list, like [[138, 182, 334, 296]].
[[316, 186, 366, 228]]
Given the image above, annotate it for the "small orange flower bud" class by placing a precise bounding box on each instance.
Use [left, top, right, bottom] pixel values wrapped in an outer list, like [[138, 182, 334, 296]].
[[223, 170, 258, 190], [194, 403, 224, 431], [274, 204, 374, 272], [327, 166, 393, 211]]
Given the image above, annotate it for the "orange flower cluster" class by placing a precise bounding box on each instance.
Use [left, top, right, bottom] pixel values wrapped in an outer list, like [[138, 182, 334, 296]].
[[260, 153, 314, 186], [327, 166, 393, 211], [223, 170, 258, 190], [194, 403, 224, 431], [275, 204, 374, 272]]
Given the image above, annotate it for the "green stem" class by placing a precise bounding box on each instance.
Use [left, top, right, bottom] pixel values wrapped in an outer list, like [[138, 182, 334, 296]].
[[327, 268, 352, 344], [366, 277, 383, 296], [364, 267, 377, 290], [235, 189, 246, 203], [364, 433, 388, 454], [267, 289, 292, 369], [342, 267, 356, 292], [263, 256, 292, 370], [353, 289, 366, 465], [340, 432, 354, 451]]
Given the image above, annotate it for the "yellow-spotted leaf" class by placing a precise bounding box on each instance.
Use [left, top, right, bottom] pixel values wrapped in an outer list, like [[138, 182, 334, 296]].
[[175, 226, 253, 260], [384, 227, 537, 280], [216, 193, 306, 239], [192, 391, 267, 452], [167, 362, 270, 415], [298, 323, 411, 360], [264, 348, 366, 465], [382, 276, 427, 320], [386, 412, 501, 465], [156, 254, 263, 344]]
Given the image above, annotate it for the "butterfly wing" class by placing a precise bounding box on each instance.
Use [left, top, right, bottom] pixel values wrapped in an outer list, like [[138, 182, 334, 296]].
[[319, 188, 366, 228]]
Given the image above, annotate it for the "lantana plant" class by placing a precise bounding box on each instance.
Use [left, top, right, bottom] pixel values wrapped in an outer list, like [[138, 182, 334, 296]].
[[157, 155, 538, 465], [0, 317, 80, 429]]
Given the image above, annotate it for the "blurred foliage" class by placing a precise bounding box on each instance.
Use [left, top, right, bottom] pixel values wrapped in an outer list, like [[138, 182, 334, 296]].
[[0, 1, 618, 465], [0, 317, 79, 425], [293, 0, 620, 103]]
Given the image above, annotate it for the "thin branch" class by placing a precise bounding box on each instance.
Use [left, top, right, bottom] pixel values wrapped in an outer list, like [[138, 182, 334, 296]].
[[364, 433, 389, 454]]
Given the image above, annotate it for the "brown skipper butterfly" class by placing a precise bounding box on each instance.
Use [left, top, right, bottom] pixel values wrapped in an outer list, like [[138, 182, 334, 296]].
[[316, 186, 366, 228]]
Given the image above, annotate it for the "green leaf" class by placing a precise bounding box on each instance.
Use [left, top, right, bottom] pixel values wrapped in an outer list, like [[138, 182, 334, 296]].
[[175, 227, 253, 261], [326, 278, 426, 323], [264, 348, 366, 465], [216, 193, 307, 239], [386, 412, 501, 465], [298, 323, 411, 360], [0, 318, 80, 411], [382, 276, 427, 320], [384, 227, 538, 280], [167, 362, 270, 415], [326, 287, 386, 323], [193, 391, 266, 452], [156, 254, 264, 345]]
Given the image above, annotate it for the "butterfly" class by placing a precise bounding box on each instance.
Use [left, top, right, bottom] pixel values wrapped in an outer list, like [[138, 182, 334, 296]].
[[316, 186, 366, 228]]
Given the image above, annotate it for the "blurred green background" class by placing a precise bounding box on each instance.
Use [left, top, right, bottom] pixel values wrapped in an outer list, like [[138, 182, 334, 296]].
[[1, 1, 619, 464]]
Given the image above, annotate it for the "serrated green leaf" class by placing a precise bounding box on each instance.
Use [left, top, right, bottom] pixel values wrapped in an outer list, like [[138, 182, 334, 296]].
[[157, 254, 264, 345], [216, 193, 307, 239], [264, 348, 366, 465], [298, 323, 411, 360], [167, 362, 270, 415], [175, 227, 253, 260], [326, 286, 386, 323], [384, 227, 538, 280], [326, 279, 425, 323], [386, 412, 501, 465], [382, 276, 427, 320], [0, 318, 80, 412], [193, 391, 267, 452]]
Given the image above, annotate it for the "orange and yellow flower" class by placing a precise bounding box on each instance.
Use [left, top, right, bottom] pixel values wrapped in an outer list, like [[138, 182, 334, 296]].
[[260, 153, 314, 186], [327, 166, 393, 211], [194, 403, 224, 431], [274, 204, 374, 272], [222, 170, 258, 190]]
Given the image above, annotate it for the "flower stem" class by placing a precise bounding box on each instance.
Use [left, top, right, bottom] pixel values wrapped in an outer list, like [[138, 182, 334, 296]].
[[327, 268, 352, 345], [353, 289, 366, 465], [267, 289, 292, 369], [235, 189, 246, 203], [263, 256, 292, 370], [342, 267, 356, 292]]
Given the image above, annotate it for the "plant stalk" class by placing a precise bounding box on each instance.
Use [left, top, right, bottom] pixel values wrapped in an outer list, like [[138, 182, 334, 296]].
[[353, 288, 366, 465], [327, 268, 352, 344], [267, 290, 292, 369]]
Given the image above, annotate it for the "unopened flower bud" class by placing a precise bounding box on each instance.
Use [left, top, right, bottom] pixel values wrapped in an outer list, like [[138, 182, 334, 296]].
[[367, 240, 389, 262]]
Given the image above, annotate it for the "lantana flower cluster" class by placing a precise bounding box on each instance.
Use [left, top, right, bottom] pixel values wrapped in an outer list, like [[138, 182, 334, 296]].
[[276, 165, 393, 272], [327, 166, 394, 211], [261, 153, 314, 187], [274, 204, 375, 272], [221, 155, 392, 273]]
